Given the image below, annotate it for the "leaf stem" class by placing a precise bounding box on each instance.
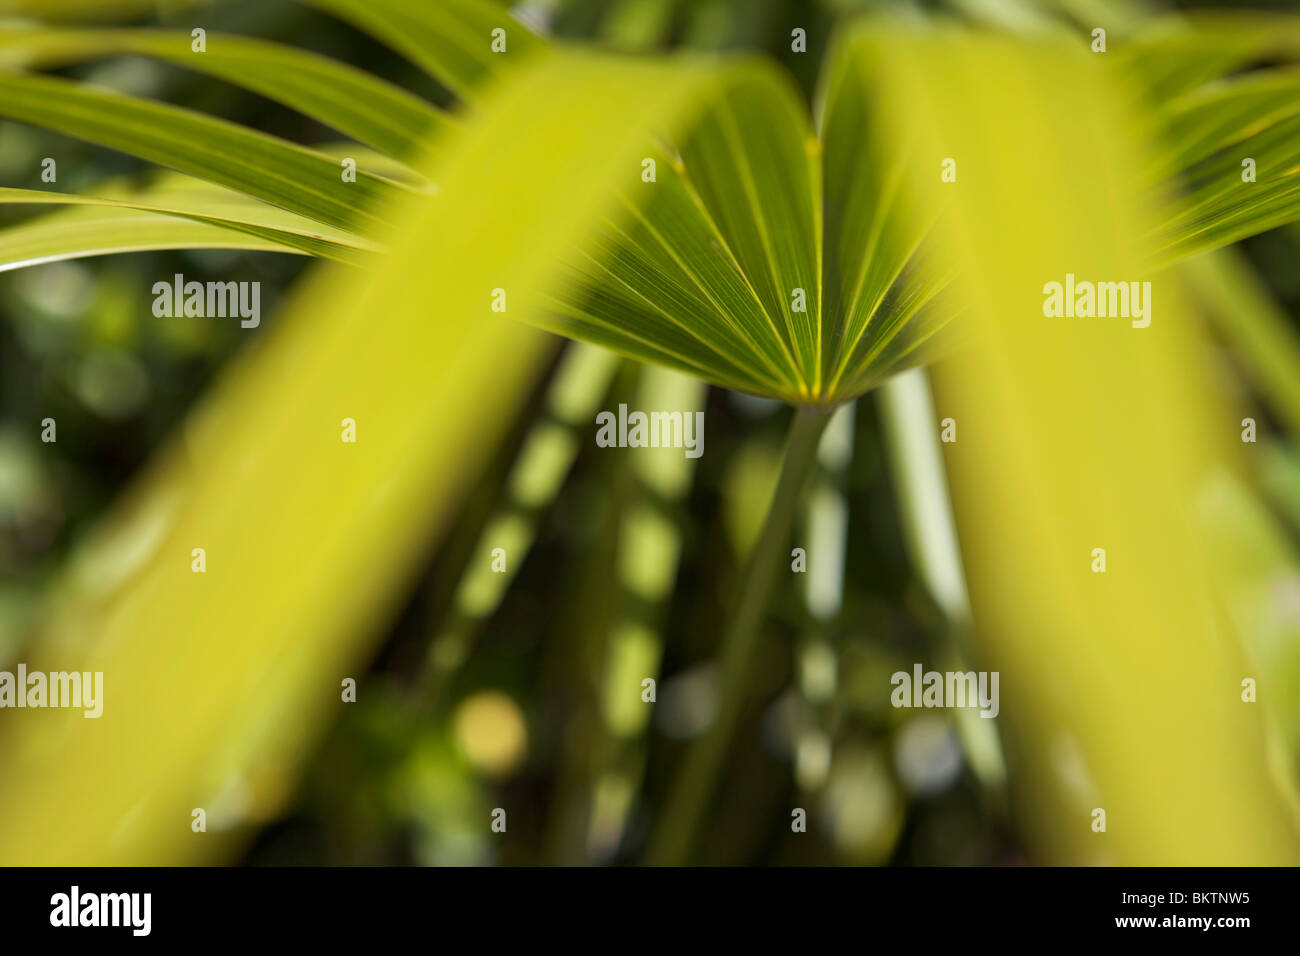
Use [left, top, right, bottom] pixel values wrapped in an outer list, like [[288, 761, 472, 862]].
[[647, 404, 832, 865]]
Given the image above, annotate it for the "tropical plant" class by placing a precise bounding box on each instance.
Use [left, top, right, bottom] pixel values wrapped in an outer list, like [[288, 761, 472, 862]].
[[1, 0, 1299, 865]]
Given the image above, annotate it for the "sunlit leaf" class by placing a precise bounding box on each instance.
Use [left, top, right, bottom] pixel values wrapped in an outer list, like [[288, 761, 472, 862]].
[[0, 71, 408, 231], [0, 48, 785, 866], [0, 204, 305, 271], [1153, 69, 1300, 259], [0, 26, 455, 161], [863, 24, 1300, 864], [0, 184, 377, 264], [297, 0, 543, 97]]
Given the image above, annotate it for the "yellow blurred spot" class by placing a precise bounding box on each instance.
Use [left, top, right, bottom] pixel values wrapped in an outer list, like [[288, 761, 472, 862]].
[[453, 691, 528, 777]]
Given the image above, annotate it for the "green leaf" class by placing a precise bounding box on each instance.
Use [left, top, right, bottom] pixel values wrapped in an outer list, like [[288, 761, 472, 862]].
[[677, 81, 823, 392], [0, 0, 199, 20], [538, 58, 839, 405], [545, 33, 955, 407], [0, 70, 407, 231], [1121, 12, 1300, 101], [0, 48, 785, 865], [857, 24, 1300, 865], [0, 26, 455, 160], [1159, 70, 1300, 173], [0, 204, 305, 271], [545, 144, 806, 401], [297, 0, 543, 97], [1153, 69, 1300, 259], [1182, 246, 1300, 438], [546, 14, 1300, 408], [2, 3, 1298, 414], [0, 183, 377, 264], [817, 27, 952, 398]]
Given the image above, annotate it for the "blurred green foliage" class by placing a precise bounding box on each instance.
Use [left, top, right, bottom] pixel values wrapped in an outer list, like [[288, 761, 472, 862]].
[[3, 0, 1299, 865]]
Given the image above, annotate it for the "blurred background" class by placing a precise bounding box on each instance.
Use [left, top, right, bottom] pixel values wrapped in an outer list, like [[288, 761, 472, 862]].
[[2, 0, 1300, 866]]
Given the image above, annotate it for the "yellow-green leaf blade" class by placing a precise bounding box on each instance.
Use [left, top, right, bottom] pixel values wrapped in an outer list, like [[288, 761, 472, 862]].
[[0, 184, 376, 263], [0, 205, 306, 271], [297, 0, 542, 98], [675, 80, 822, 397], [0, 26, 455, 161], [0, 71, 404, 231]]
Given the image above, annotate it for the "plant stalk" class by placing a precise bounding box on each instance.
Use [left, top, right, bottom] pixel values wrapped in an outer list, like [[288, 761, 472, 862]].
[[647, 405, 832, 865]]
